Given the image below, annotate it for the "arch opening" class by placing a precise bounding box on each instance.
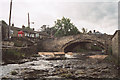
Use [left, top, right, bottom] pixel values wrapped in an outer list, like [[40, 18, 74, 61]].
[[63, 41, 105, 53]]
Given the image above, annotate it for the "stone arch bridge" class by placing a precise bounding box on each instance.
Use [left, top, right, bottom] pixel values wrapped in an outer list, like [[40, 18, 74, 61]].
[[38, 34, 112, 53]]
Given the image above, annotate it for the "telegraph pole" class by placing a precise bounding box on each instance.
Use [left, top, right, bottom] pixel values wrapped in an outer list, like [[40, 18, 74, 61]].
[[8, 0, 12, 40], [28, 13, 30, 28]]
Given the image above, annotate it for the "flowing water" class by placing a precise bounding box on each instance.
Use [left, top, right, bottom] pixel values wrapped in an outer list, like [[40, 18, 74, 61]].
[[0, 60, 53, 78], [0, 53, 75, 78]]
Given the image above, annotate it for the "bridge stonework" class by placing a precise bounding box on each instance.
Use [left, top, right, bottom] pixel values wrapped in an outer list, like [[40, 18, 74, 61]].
[[39, 34, 112, 53]]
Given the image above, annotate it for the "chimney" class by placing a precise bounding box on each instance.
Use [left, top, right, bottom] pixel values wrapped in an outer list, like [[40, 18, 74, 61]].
[[93, 30, 96, 33], [28, 13, 30, 28], [22, 25, 25, 29], [33, 28, 34, 31], [12, 23, 14, 27]]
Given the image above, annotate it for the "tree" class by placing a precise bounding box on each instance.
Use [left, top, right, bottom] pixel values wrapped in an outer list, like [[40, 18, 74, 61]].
[[40, 25, 57, 37], [41, 25, 47, 31], [81, 27, 88, 34], [53, 17, 80, 37], [88, 30, 92, 34]]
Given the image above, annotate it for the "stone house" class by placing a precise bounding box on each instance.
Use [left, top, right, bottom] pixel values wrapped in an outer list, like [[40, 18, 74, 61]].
[[1, 20, 9, 40]]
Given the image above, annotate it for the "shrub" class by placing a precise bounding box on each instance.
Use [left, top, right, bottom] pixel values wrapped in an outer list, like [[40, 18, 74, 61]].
[[5, 49, 24, 59], [91, 45, 102, 51], [104, 54, 119, 65], [14, 41, 23, 47], [11, 71, 18, 75], [76, 48, 87, 52], [107, 47, 112, 54]]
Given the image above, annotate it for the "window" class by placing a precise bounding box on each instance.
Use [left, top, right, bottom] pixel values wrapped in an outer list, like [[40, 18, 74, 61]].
[[36, 33, 39, 37], [25, 33, 27, 36], [31, 34, 34, 37], [10, 30, 13, 34], [27, 34, 29, 37]]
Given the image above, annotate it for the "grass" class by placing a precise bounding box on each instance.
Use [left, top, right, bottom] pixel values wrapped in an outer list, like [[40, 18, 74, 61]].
[[5, 49, 25, 59], [76, 48, 87, 52], [107, 47, 112, 54], [73, 45, 103, 53], [14, 41, 23, 47], [104, 54, 120, 66], [91, 45, 102, 51]]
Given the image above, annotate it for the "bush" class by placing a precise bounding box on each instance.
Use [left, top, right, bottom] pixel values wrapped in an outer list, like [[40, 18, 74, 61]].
[[14, 41, 23, 47], [107, 47, 112, 54], [5, 49, 25, 59], [91, 45, 102, 51], [11, 71, 18, 75], [75, 48, 87, 52], [104, 54, 120, 65]]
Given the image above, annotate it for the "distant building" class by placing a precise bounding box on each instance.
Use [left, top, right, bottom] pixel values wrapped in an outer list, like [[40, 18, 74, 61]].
[[93, 31, 102, 34], [0, 20, 50, 41]]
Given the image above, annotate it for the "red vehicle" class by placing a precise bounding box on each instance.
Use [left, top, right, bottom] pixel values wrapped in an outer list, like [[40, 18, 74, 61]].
[[18, 31, 24, 37]]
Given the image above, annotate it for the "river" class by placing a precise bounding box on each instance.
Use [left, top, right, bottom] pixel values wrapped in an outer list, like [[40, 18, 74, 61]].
[[0, 52, 119, 79]]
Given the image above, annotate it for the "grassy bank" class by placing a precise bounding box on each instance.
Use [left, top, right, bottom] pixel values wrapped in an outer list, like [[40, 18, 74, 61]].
[[2, 49, 26, 64], [104, 54, 120, 66], [3, 49, 25, 59], [2, 46, 37, 64]]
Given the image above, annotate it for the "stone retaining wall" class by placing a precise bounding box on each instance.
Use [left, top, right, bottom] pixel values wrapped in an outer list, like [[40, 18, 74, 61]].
[[112, 30, 120, 63]]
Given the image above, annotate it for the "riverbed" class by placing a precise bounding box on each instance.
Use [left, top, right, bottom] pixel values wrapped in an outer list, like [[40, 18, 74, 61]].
[[0, 52, 119, 79]]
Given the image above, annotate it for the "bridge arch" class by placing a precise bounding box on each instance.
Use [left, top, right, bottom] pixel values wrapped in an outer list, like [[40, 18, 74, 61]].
[[61, 38, 106, 53]]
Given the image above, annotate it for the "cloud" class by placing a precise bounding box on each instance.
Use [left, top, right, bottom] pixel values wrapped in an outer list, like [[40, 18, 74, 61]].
[[44, 2, 118, 34], [0, 0, 118, 34]]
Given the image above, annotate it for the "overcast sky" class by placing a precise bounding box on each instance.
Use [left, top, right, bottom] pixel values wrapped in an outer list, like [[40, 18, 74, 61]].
[[0, 0, 119, 34]]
